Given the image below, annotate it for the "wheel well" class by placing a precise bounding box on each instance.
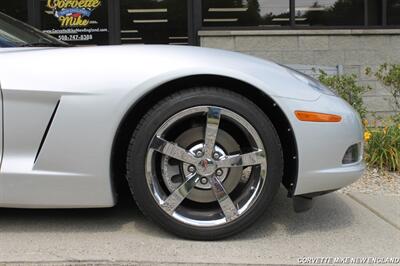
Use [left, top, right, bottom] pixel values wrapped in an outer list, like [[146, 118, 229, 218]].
[[111, 75, 298, 198]]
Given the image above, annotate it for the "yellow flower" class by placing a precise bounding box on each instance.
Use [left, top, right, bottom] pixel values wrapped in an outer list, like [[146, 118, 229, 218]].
[[383, 126, 388, 134], [364, 131, 372, 142]]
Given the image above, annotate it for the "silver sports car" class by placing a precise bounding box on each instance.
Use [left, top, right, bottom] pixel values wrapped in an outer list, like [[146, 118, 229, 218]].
[[0, 12, 364, 239]]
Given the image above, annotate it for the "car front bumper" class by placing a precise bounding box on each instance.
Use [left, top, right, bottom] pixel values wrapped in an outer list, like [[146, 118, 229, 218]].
[[275, 94, 366, 196]]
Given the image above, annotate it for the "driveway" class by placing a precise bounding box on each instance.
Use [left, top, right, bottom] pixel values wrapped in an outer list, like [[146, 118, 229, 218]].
[[0, 188, 399, 265]]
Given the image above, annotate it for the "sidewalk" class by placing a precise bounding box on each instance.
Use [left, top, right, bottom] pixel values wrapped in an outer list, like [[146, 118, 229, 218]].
[[348, 192, 400, 229], [0, 188, 399, 265]]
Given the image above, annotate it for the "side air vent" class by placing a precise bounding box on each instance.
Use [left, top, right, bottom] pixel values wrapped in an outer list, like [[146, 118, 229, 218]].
[[34, 100, 60, 163]]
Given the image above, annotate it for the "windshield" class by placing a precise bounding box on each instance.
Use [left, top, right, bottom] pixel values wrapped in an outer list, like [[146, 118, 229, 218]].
[[0, 12, 69, 48]]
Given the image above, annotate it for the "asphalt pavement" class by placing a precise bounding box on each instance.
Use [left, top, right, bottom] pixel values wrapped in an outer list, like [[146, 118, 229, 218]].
[[0, 187, 399, 265]]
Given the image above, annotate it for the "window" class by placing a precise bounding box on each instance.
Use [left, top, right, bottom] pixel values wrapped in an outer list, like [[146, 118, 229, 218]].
[[295, 0, 364, 26], [388, 0, 400, 25], [40, 0, 109, 45], [367, 0, 382, 26], [120, 0, 188, 44], [202, 0, 290, 27], [0, 0, 28, 22]]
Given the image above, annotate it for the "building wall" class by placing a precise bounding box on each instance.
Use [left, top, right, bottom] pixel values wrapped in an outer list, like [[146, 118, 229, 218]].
[[199, 29, 400, 117]]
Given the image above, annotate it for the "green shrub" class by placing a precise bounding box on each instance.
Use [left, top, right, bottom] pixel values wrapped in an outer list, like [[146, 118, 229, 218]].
[[317, 70, 370, 119], [364, 121, 400, 172], [364, 64, 400, 172]]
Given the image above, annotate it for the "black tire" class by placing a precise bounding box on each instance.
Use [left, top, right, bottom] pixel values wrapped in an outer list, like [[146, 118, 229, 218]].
[[126, 87, 283, 240]]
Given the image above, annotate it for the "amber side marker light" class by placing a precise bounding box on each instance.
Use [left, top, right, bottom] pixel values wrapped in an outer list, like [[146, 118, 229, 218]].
[[295, 111, 342, 122]]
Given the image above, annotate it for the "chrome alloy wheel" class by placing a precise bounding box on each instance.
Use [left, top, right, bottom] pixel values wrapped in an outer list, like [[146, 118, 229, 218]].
[[145, 106, 267, 227]]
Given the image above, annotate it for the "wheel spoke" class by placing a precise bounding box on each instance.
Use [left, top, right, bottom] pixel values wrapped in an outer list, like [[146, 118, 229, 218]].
[[216, 149, 266, 168], [161, 174, 201, 215], [209, 175, 239, 222], [204, 107, 222, 158], [149, 136, 197, 164]]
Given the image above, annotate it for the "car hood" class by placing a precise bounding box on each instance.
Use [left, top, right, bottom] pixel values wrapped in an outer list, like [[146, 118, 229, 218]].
[[0, 45, 321, 101]]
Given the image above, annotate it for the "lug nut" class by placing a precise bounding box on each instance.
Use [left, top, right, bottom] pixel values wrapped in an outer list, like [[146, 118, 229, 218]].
[[188, 165, 196, 173], [195, 150, 203, 157], [216, 169, 223, 176], [213, 152, 220, 160], [200, 177, 208, 185]]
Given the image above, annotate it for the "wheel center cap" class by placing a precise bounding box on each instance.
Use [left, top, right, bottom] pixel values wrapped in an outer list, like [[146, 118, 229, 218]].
[[197, 158, 216, 176]]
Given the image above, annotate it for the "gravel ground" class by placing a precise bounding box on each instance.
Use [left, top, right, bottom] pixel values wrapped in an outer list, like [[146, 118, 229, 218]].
[[339, 168, 400, 195]]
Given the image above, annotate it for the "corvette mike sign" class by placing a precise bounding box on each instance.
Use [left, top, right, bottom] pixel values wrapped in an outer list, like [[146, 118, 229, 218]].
[[42, 0, 108, 44]]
